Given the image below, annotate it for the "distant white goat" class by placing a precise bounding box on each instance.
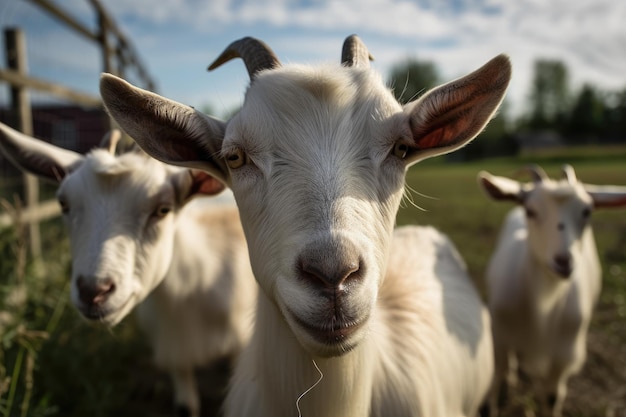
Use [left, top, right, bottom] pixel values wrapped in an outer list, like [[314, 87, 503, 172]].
[[0, 123, 257, 417], [100, 35, 512, 417], [479, 165, 626, 417]]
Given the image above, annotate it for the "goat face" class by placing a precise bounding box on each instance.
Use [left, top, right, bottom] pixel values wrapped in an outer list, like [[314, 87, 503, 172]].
[[223, 67, 406, 355], [0, 122, 225, 326], [521, 181, 593, 279], [100, 36, 511, 357], [57, 152, 181, 324], [480, 164, 626, 280]]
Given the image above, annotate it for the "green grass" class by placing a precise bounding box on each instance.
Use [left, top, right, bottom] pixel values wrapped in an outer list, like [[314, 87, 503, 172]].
[[0, 152, 625, 416], [0, 218, 158, 417]]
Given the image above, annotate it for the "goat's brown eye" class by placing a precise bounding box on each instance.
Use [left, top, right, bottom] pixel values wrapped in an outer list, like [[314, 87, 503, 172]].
[[153, 205, 172, 219], [524, 207, 536, 219], [582, 207, 591, 219], [393, 141, 409, 159], [58, 198, 69, 214], [226, 148, 246, 169]]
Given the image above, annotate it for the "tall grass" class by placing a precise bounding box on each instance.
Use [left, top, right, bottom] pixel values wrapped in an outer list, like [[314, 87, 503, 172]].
[[0, 204, 158, 417]]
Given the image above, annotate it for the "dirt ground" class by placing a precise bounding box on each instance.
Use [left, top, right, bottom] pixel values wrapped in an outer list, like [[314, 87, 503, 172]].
[[493, 296, 626, 417]]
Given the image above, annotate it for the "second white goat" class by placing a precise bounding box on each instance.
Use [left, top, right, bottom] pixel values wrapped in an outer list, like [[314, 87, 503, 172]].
[[0, 123, 257, 417], [479, 164, 626, 417]]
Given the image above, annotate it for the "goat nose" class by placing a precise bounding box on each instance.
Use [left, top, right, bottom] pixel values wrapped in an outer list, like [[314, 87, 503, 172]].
[[299, 258, 361, 289], [76, 276, 116, 306], [297, 239, 363, 290], [553, 253, 573, 278]]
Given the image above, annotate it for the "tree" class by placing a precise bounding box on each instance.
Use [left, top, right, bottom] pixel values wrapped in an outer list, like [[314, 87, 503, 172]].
[[526, 59, 571, 130], [604, 87, 626, 142], [387, 58, 439, 104], [567, 84, 606, 142]]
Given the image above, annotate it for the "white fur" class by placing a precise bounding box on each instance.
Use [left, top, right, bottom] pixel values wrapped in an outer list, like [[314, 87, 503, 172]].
[[0, 123, 257, 417], [100, 36, 512, 417], [479, 166, 626, 417]]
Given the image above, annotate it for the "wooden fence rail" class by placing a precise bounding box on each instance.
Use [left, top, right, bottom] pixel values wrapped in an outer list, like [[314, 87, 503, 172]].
[[0, 199, 60, 229], [0, 0, 155, 261]]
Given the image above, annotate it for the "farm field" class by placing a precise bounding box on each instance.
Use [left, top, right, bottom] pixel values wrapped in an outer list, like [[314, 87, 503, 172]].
[[1, 154, 625, 417]]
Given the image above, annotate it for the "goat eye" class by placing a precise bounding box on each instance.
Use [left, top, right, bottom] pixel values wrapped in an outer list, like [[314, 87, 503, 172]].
[[153, 205, 172, 219], [226, 148, 246, 169], [524, 207, 536, 219], [58, 199, 69, 214], [392, 142, 409, 159], [582, 207, 591, 219]]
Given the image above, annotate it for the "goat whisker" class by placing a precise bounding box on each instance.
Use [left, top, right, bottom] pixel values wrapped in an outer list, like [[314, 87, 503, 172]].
[[295, 359, 324, 417]]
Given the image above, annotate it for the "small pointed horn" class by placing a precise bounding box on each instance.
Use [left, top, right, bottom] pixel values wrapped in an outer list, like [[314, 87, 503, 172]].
[[561, 164, 577, 185], [208, 37, 281, 80], [515, 164, 548, 184], [341, 35, 374, 68], [99, 129, 122, 155]]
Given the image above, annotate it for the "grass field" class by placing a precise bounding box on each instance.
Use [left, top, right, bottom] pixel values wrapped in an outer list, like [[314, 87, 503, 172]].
[[0, 154, 625, 417]]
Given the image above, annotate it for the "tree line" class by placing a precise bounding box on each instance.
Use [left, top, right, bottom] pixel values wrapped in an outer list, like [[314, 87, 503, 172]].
[[387, 57, 626, 159]]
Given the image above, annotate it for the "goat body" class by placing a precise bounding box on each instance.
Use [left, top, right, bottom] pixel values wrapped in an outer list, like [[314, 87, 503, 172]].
[[0, 124, 257, 417], [229, 225, 493, 417], [479, 165, 626, 417], [100, 36, 512, 416]]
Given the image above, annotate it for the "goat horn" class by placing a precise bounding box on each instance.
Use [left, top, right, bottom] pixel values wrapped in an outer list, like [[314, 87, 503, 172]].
[[515, 164, 548, 183], [561, 164, 577, 184], [208, 37, 281, 79], [341, 35, 374, 68], [99, 129, 122, 155]]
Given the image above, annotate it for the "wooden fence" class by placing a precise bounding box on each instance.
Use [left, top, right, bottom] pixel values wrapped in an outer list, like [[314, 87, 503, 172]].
[[0, 0, 156, 259]]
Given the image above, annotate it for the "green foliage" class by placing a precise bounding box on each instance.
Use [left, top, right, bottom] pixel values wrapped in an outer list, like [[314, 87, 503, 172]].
[[517, 58, 626, 147], [526, 59, 571, 129], [0, 219, 160, 417]]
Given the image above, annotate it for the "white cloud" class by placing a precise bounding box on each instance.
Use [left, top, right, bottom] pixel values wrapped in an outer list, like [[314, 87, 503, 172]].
[[1, 0, 625, 120]]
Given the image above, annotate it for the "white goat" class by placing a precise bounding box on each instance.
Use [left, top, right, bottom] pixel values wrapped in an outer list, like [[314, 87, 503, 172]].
[[478, 165, 626, 417], [0, 122, 257, 417], [99, 35, 512, 417]]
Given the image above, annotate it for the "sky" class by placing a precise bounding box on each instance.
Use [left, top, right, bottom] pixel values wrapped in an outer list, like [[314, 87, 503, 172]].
[[0, 0, 625, 120]]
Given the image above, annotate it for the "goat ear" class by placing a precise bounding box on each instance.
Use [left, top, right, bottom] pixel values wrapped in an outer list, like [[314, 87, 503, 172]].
[[403, 54, 511, 164], [173, 169, 226, 205], [584, 184, 626, 209], [99, 73, 230, 184], [0, 122, 83, 183], [188, 169, 226, 197], [478, 171, 523, 203]]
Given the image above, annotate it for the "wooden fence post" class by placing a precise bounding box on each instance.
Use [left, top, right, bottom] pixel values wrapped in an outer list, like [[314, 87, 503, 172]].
[[4, 28, 42, 262]]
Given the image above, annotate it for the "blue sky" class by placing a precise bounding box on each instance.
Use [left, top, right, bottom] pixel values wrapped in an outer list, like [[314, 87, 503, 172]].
[[0, 0, 624, 119]]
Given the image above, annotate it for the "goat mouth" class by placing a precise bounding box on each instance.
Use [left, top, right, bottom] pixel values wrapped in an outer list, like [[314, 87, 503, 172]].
[[78, 295, 135, 325], [291, 311, 367, 347], [80, 306, 113, 321], [551, 264, 573, 279]]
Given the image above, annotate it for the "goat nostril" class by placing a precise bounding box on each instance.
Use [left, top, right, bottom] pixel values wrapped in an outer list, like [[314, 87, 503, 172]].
[[299, 259, 361, 289], [557, 223, 565, 231], [553, 254, 573, 277], [554, 254, 570, 266], [77, 276, 116, 306]]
